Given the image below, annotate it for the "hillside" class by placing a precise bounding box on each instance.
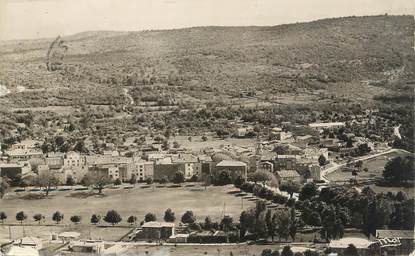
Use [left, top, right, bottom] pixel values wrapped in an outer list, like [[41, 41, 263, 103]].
[[1, 15, 414, 91], [0, 15, 414, 144]]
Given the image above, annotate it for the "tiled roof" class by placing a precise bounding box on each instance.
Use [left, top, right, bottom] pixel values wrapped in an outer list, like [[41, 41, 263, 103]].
[[216, 160, 247, 167], [142, 221, 175, 228]]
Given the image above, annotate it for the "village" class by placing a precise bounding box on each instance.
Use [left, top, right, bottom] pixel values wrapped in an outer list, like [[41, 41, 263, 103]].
[[0, 114, 413, 256], [0, 2, 414, 254]]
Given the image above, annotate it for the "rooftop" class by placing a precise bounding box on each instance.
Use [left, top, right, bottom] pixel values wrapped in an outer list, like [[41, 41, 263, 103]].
[[142, 221, 175, 228], [309, 122, 345, 128], [13, 236, 42, 247], [216, 160, 247, 167], [6, 246, 39, 256], [6, 149, 42, 156], [171, 154, 198, 163], [58, 232, 81, 238], [197, 155, 213, 162]]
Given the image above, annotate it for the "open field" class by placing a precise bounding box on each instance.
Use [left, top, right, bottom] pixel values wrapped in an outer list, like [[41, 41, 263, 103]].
[[119, 244, 295, 256], [0, 185, 253, 231], [326, 150, 412, 182]]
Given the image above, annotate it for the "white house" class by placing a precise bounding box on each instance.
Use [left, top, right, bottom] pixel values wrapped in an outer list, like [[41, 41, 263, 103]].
[[64, 151, 84, 168]]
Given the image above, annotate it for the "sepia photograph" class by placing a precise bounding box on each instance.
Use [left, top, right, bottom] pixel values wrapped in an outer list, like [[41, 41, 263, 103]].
[[0, 0, 414, 255]]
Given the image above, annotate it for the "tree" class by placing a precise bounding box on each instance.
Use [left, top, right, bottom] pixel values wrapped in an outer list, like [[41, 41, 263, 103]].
[[280, 181, 301, 198], [181, 211, 196, 224], [262, 249, 273, 256], [90, 174, 111, 194], [70, 215, 81, 224], [289, 208, 298, 241], [303, 250, 319, 256], [0, 178, 9, 198], [173, 171, 185, 184], [281, 246, 294, 256], [383, 156, 414, 184], [52, 211, 64, 224], [0, 212, 7, 223], [344, 244, 359, 256], [164, 209, 175, 222], [396, 191, 408, 201], [263, 249, 280, 256], [146, 177, 153, 184], [240, 210, 256, 239], [352, 169, 358, 180], [249, 171, 278, 187], [33, 214, 44, 224], [355, 160, 363, 170], [276, 211, 290, 241], [104, 210, 122, 226], [81, 174, 94, 187], [308, 211, 322, 226], [318, 155, 327, 166], [255, 211, 269, 239], [173, 141, 180, 148], [215, 171, 232, 185], [266, 210, 276, 241], [201, 135, 208, 142], [129, 174, 137, 186], [220, 215, 233, 233], [114, 178, 122, 186], [127, 215, 137, 225], [34, 172, 60, 196], [346, 138, 353, 148], [234, 176, 245, 188], [162, 140, 170, 150], [299, 183, 318, 201], [144, 213, 156, 222], [204, 216, 213, 230], [16, 211, 27, 224], [66, 176, 75, 186], [91, 214, 101, 225], [357, 143, 371, 156]]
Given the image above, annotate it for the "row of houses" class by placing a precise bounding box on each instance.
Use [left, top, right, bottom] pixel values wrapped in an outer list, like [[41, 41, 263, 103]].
[[0, 133, 330, 187], [0, 144, 248, 184]]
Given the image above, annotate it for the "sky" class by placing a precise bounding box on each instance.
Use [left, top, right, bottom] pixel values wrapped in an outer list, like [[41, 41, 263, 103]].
[[0, 0, 413, 40]]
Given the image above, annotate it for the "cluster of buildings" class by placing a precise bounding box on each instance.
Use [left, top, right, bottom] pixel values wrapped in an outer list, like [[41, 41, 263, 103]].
[[0, 120, 384, 188], [0, 139, 248, 185]]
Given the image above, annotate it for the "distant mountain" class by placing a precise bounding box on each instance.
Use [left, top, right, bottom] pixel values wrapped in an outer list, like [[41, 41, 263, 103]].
[[0, 15, 413, 96]]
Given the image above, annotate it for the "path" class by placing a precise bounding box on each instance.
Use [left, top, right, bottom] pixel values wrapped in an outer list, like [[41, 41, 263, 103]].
[[393, 125, 401, 139], [123, 88, 135, 105]]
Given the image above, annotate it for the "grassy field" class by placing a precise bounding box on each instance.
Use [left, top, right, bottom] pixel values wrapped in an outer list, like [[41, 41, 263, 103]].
[[326, 150, 412, 182], [0, 185, 254, 241], [120, 244, 286, 256]]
